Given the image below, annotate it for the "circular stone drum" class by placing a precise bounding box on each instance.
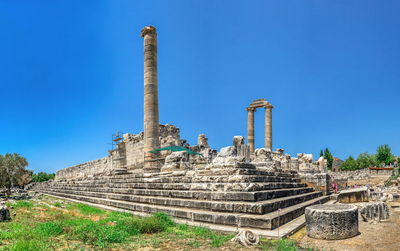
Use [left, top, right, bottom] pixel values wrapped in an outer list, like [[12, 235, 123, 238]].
[[305, 204, 359, 240]]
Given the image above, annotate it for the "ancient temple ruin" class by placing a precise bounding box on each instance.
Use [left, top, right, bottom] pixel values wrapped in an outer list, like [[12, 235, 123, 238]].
[[34, 26, 330, 237], [247, 99, 274, 152]]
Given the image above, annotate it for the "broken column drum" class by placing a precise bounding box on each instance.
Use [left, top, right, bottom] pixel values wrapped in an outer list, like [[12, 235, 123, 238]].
[[305, 204, 359, 240], [141, 26, 161, 170]]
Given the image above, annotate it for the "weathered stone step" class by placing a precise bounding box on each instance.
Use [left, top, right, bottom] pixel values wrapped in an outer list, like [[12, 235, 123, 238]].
[[41, 188, 321, 214], [48, 181, 307, 192], [136, 169, 299, 178], [240, 196, 330, 229], [41, 186, 314, 202], [54, 175, 301, 185], [36, 190, 328, 230], [55, 170, 299, 183], [193, 169, 299, 177]]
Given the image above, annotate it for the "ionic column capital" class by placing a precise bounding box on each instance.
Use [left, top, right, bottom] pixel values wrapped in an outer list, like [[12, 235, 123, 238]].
[[246, 107, 256, 112]]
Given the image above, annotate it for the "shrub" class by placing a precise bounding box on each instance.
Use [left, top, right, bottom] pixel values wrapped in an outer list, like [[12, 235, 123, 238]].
[[113, 212, 174, 235], [139, 215, 168, 233], [115, 217, 141, 235], [153, 212, 175, 227]]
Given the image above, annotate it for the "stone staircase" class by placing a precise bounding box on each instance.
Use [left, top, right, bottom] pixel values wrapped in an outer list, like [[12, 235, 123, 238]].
[[34, 164, 329, 231]]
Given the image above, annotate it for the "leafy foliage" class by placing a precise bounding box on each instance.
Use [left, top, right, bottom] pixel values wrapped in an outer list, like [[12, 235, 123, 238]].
[[376, 144, 395, 166], [0, 153, 30, 193], [356, 152, 377, 169], [340, 156, 358, 171], [322, 148, 333, 170], [340, 144, 396, 171], [31, 172, 55, 183], [341, 153, 377, 171]]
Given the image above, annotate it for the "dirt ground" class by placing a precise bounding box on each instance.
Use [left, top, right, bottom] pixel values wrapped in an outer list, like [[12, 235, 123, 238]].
[[291, 207, 400, 251], [290, 177, 400, 251]]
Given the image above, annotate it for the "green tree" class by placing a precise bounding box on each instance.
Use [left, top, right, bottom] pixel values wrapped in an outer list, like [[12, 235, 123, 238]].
[[0, 153, 29, 194], [319, 150, 324, 157], [32, 172, 55, 182], [376, 144, 394, 166], [323, 148, 333, 170], [356, 152, 377, 169], [16, 169, 33, 188], [341, 156, 358, 171]]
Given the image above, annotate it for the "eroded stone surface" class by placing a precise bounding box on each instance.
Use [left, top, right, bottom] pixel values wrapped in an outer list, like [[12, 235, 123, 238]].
[[160, 151, 190, 172], [306, 204, 359, 240], [358, 201, 389, 222], [231, 230, 259, 246], [338, 187, 369, 203], [0, 206, 11, 222]]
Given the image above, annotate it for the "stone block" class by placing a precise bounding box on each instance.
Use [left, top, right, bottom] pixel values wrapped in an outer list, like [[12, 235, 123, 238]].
[[337, 187, 369, 203], [0, 206, 11, 222], [358, 201, 389, 222], [306, 204, 358, 240]]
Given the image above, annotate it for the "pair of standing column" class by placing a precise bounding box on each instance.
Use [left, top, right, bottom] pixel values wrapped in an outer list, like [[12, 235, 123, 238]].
[[247, 105, 273, 153]]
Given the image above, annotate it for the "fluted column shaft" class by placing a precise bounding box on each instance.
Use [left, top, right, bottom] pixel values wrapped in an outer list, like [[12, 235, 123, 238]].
[[141, 26, 160, 170], [247, 107, 255, 153], [264, 105, 273, 151]]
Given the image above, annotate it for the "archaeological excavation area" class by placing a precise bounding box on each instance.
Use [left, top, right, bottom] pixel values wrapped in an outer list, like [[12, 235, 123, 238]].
[[33, 26, 398, 243]]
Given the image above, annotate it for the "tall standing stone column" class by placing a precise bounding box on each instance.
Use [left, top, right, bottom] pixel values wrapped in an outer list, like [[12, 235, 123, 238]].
[[141, 26, 160, 170], [247, 107, 255, 153], [264, 103, 273, 151]]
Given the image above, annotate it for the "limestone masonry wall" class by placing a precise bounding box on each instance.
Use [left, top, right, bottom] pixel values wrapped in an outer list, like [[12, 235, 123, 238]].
[[55, 157, 112, 181], [328, 168, 394, 182], [124, 124, 180, 170], [56, 124, 181, 180], [328, 169, 371, 182]]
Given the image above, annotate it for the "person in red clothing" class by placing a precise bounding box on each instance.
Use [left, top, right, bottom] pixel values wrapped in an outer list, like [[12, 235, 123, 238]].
[[331, 180, 338, 193]]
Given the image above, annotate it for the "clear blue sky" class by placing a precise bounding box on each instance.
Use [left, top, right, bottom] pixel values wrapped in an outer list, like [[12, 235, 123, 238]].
[[1, 1, 399, 173]]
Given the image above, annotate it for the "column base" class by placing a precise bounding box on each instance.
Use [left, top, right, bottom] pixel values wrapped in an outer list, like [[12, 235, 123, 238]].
[[143, 158, 164, 172]]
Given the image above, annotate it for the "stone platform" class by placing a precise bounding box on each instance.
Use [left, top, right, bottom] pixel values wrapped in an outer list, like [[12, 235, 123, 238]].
[[34, 164, 329, 233]]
